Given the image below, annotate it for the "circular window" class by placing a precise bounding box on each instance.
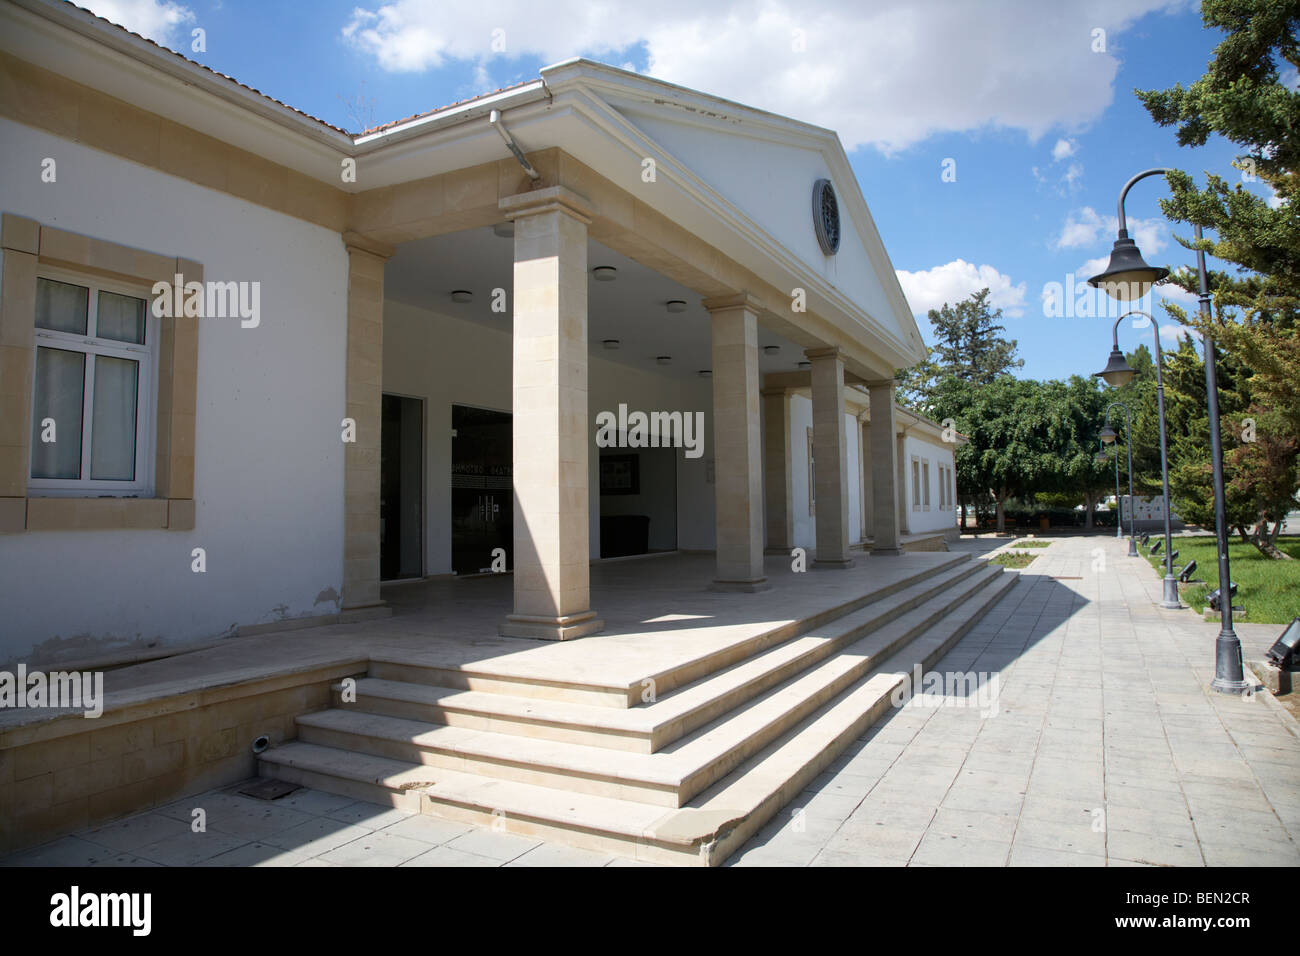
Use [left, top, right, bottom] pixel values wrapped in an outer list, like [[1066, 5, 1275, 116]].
[[812, 178, 840, 256]]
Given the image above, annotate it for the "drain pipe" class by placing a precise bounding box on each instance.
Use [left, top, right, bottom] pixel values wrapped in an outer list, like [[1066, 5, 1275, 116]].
[[490, 109, 540, 181]]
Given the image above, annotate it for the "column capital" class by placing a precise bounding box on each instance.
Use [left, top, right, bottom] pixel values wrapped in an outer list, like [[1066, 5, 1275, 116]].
[[343, 231, 395, 260], [803, 346, 842, 361], [863, 377, 897, 389], [499, 184, 594, 224], [701, 291, 764, 315]]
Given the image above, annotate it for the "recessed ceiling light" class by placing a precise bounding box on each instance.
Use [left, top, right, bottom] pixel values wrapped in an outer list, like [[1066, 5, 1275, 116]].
[[797, 360, 811, 369], [592, 266, 618, 281], [656, 356, 672, 365], [698, 370, 712, 378], [666, 300, 687, 313], [492, 222, 515, 238], [450, 290, 473, 303], [763, 345, 780, 355], [602, 339, 620, 350]]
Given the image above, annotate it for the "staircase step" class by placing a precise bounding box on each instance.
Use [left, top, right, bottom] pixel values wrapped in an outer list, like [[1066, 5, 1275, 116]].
[[337, 558, 989, 754], [367, 554, 973, 708], [261, 571, 1020, 865], [295, 565, 1006, 808]]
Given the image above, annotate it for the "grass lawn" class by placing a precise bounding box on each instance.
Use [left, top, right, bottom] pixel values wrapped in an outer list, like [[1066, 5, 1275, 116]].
[[992, 552, 1037, 569], [1140, 535, 1300, 624], [1009, 540, 1052, 549]]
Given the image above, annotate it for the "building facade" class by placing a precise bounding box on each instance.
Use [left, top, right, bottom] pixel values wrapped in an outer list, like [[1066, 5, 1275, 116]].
[[0, 0, 961, 666]]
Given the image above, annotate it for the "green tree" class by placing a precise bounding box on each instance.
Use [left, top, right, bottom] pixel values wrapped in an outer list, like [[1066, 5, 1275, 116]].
[[933, 376, 1057, 533], [896, 288, 1024, 410], [1135, 0, 1300, 543]]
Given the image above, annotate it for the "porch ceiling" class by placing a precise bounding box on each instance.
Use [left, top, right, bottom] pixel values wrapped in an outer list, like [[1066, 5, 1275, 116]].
[[384, 226, 809, 382]]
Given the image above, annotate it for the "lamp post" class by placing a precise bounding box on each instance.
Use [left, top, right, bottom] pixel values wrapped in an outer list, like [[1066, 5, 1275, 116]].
[[1100, 401, 1138, 557], [1100, 437, 1121, 538], [1088, 168, 1248, 692], [1094, 311, 1177, 605]]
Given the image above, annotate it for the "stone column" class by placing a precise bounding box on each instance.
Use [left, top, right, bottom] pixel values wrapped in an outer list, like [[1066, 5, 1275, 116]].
[[806, 347, 851, 567], [704, 293, 766, 591], [342, 233, 394, 609], [867, 379, 903, 555], [498, 186, 603, 640], [761, 387, 794, 554]]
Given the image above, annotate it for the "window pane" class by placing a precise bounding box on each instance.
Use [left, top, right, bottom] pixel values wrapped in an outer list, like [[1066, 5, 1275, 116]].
[[30, 346, 85, 479], [90, 355, 139, 481], [96, 291, 146, 344], [35, 278, 89, 335]]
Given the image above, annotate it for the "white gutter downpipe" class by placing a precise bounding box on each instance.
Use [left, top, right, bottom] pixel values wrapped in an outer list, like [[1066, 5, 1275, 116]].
[[490, 109, 541, 180]]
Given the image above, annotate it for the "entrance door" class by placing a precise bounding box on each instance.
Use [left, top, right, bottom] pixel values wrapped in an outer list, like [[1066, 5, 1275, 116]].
[[380, 393, 424, 580], [451, 404, 512, 574]]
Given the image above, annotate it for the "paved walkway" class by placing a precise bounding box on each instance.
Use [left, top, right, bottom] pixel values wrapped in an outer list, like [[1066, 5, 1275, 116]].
[[5, 534, 1297, 867], [733, 533, 1300, 866]]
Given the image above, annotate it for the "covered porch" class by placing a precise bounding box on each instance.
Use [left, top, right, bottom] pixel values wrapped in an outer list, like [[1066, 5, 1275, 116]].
[[338, 61, 926, 640]]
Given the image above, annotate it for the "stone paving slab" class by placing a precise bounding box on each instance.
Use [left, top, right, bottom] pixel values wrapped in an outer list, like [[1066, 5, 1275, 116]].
[[4, 534, 1296, 868]]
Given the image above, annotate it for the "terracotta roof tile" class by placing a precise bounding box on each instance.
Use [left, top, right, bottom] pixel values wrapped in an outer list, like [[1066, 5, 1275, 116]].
[[60, 0, 534, 139]]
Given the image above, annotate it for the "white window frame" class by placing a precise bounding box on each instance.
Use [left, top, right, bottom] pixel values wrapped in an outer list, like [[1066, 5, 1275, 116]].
[[922, 459, 931, 511], [911, 455, 921, 512], [28, 266, 158, 498]]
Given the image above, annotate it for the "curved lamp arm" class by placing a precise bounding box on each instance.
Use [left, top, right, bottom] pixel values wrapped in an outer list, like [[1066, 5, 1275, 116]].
[[1117, 168, 1171, 237]]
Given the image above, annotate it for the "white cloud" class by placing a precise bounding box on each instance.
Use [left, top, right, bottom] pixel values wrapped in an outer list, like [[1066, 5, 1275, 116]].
[[1052, 138, 1077, 161], [80, 0, 195, 48], [896, 259, 1027, 318], [1055, 206, 1166, 256], [341, 0, 1190, 153]]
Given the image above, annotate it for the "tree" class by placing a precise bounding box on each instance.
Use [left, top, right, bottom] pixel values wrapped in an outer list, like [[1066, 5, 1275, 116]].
[[896, 288, 1024, 410], [1048, 376, 1115, 528], [1135, 0, 1300, 552], [933, 376, 1058, 533]]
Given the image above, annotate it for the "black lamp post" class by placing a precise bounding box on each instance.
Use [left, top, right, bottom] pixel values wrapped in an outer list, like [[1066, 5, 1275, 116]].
[[1100, 402, 1138, 557], [1098, 433, 1122, 538], [1093, 310, 1178, 606], [1088, 168, 1248, 693]]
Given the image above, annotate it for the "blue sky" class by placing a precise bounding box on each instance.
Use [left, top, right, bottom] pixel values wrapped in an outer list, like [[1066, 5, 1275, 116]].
[[84, 0, 1289, 382]]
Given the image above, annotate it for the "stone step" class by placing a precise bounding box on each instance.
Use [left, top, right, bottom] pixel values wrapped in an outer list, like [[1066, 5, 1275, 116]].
[[293, 565, 1007, 808], [334, 558, 992, 754], [367, 553, 973, 708], [261, 571, 1020, 865]]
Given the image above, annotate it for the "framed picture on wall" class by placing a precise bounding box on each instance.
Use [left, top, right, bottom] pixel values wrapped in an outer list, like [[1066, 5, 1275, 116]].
[[600, 454, 640, 495]]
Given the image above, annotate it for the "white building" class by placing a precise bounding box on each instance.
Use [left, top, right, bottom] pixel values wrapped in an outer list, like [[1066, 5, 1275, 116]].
[[0, 0, 962, 665]]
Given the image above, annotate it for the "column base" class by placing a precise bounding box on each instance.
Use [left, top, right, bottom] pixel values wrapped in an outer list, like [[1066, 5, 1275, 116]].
[[709, 577, 769, 593], [814, 558, 854, 569], [499, 611, 604, 641]]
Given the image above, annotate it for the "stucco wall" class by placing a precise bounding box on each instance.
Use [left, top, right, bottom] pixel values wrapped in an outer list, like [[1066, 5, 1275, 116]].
[[900, 431, 959, 534], [0, 118, 349, 666]]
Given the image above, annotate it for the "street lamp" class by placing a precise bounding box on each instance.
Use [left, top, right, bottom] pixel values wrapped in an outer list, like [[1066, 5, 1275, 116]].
[[1097, 434, 1121, 538], [1094, 310, 1178, 606], [1100, 402, 1138, 557], [1088, 168, 1248, 693]]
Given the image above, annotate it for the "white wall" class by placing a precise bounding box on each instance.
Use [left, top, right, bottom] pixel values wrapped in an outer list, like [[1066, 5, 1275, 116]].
[[381, 297, 716, 573], [0, 119, 349, 666], [788, 394, 865, 550], [901, 431, 959, 534]]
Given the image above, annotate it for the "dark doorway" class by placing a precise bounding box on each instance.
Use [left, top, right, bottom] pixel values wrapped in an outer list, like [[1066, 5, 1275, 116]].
[[451, 404, 513, 574], [380, 393, 423, 581]]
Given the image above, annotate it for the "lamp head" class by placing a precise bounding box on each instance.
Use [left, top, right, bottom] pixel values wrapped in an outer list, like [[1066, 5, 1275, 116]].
[[1087, 235, 1169, 302], [1095, 348, 1136, 388], [1099, 425, 1118, 444]]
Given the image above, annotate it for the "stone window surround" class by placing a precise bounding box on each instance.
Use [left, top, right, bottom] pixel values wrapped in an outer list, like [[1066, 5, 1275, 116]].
[[0, 213, 197, 533]]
